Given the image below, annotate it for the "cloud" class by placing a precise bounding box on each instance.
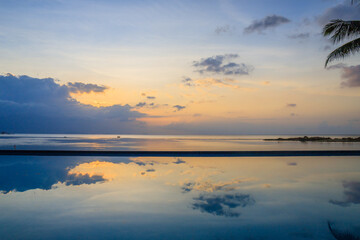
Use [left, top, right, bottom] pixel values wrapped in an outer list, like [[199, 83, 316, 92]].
[[0, 74, 146, 133], [173, 105, 186, 111], [287, 103, 297, 107], [67, 82, 108, 94], [192, 54, 253, 76], [288, 33, 310, 39], [341, 65, 360, 87], [215, 25, 231, 35], [244, 15, 290, 34], [326, 63, 348, 70], [329, 181, 360, 207], [146, 96, 156, 99], [327, 64, 360, 87], [324, 45, 332, 51], [192, 193, 255, 217], [318, 2, 360, 25], [182, 77, 244, 90], [136, 102, 147, 107], [182, 77, 195, 87]]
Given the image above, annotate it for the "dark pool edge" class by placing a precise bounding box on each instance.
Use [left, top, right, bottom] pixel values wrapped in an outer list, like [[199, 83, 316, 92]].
[[0, 150, 360, 157]]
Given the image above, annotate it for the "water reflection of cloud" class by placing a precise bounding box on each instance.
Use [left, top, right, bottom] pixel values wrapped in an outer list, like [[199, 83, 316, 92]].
[[192, 193, 255, 217], [181, 178, 255, 193], [329, 181, 360, 207], [173, 158, 186, 164], [64, 173, 106, 186], [0, 157, 132, 194]]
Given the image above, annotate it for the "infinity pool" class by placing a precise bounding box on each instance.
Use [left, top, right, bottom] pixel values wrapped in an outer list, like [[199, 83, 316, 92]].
[[0, 155, 359, 239]]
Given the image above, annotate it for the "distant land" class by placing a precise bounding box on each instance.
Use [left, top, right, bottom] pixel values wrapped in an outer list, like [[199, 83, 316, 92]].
[[264, 136, 360, 142]]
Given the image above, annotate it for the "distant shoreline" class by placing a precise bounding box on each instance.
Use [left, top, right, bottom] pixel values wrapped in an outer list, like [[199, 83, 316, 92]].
[[264, 136, 360, 142], [1, 150, 360, 157]]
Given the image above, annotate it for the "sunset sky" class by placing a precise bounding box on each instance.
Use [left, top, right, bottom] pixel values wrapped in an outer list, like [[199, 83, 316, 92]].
[[0, 0, 359, 134]]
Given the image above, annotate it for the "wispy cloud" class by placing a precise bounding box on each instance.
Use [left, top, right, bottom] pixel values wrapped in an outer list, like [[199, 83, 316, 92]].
[[288, 33, 310, 39], [244, 15, 290, 34], [215, 25, 232, 35], [182, 76, 247, 90]]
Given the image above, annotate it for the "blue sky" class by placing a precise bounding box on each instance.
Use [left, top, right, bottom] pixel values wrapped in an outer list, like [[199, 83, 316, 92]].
[[0, 0, 359, 134]]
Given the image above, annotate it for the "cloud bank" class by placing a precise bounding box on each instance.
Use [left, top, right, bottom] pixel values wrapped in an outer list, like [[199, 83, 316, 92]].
[[0, 74, 146, 133]]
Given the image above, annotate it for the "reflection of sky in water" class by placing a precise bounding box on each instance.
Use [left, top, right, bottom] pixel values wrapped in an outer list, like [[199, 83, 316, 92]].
[[1, 134, 360, 150], [0, 156, 359, 239]]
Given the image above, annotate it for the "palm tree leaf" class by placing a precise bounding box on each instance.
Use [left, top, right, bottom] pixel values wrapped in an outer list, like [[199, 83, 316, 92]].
[[325, 37, 360, 67], [323, 20, 360, 44]]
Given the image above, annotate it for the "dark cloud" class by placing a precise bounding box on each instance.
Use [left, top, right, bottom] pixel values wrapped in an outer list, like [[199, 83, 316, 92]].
[[193, 54, 253, 76], [327, 64, 360, 87], [67, 82, 108, 94], [215, 25, 231, 34], [318, 2, 360, 25], [244, 15, 290, 34], [173, 105, 186, 111], [288, 33, 310, 39], [136, 102, 147, 107], [287, 104, 297, 107], [192, 193, 255, 217], [287, 162, 297, 166], [146, 96, 156, 99], [134, 101, 164, 109], [0, 74, 146, 133], [173, 158, 186, 164], [146, 168, 155, 172], [329, 181, 360, 207]]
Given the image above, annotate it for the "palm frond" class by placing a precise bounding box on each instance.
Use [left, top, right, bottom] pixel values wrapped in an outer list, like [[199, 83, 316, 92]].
[[323, 20, 360, 44], [325, 37, 360, 67]]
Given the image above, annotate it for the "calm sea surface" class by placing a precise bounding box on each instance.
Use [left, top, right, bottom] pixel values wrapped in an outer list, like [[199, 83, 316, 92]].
[[0, 135, 359, 239], [1, 134, 360, 151]]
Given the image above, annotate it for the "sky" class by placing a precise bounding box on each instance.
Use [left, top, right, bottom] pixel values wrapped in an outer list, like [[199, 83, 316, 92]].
[[0, 0, 360, 134]]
